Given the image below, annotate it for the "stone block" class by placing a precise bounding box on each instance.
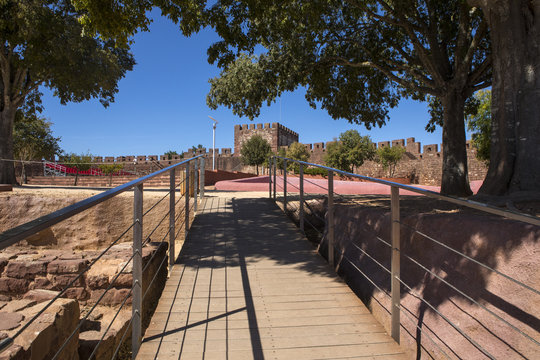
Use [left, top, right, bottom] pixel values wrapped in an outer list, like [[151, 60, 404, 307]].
[[62, 287, 88, 300], [86, 274, 110, 290], [0, 278, 29, 294], [29, 276, 54, 290], [90, 288, 132, 306], [47, 259, 88, 274], [0, 312, 24, 331], [23, 289, 60, 303], [4, 260, 48, 279], [2, 299, 36, 313], [49, 274, 85, 288]]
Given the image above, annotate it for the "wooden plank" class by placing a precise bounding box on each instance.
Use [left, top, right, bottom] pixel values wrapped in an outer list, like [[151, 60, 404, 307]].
[[137, 196, 407, 360]]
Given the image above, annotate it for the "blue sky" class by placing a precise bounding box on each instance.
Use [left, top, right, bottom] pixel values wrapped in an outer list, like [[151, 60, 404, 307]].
[[41, 11, 445, 158]]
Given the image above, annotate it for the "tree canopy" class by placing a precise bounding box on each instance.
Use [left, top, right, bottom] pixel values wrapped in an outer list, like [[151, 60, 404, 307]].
[[205, 0, 491, 196], [324, 130, 375, 173], [467, 90, 491, 164], [376, 146, 406, 178], [285, 142, 311, 173], [241, 135, 272, 175], [0, 0, 206, 184]]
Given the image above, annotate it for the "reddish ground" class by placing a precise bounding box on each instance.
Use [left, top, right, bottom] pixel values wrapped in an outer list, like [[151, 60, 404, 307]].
[[215, 175, 484, 195]]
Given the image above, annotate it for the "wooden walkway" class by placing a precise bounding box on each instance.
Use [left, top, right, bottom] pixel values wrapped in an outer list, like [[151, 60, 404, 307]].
[[137, 195, 407, 359]]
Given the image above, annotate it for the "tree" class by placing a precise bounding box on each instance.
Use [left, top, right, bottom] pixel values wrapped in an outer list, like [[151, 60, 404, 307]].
[[0, 0, 205, 185], [467, 90, 491, 163], [98, 163, 124, 187], [0, 1, 135, 184], [13, 108, 62, 184], [376, 146, 406, 178], [241, 135, 272, 175], [467, 0, 540, 197], [206, 1, 491, 196], [62, 152, 93, 186], [324, 130, 375, 173], [286, 142, 311, 173], [164, 150, 179, 160]]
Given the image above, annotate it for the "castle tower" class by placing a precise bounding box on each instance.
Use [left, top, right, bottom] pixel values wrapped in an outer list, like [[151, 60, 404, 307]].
[[233, 123, 299, 155]]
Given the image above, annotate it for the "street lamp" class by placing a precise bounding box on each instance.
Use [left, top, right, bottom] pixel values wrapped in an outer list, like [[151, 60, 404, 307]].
[[208, 116, 218, 170]]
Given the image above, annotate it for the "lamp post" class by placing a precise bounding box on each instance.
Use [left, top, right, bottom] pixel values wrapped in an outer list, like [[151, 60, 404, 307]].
[[208, 116, 218, 170]]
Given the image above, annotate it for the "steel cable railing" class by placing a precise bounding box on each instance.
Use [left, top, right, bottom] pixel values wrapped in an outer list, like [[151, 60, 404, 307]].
[[0, 155, 205, 360], [269, 155, 540, 359]]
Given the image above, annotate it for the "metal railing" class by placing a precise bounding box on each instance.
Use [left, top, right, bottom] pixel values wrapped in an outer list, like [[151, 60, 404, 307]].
[[0, 155, 205, 359], [268, 155, 540, 359]]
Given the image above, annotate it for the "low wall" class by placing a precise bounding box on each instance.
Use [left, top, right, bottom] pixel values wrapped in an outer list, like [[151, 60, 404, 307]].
[[320, 200, 539, 359]]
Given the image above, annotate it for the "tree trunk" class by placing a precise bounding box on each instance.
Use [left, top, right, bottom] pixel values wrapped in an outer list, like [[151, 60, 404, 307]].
[[75, 170, 79, 186], [440, 90, 473, 196], [477, 0, 540, 196], [0, 108, 16, 184]]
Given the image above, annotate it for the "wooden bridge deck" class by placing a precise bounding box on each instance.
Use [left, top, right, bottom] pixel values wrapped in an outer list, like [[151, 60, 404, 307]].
[[137, 195, 407, 359]]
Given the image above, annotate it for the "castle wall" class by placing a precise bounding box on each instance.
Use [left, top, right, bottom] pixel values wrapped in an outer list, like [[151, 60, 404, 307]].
[[234, 123, 298, 154], [48, 123, 487, 187]]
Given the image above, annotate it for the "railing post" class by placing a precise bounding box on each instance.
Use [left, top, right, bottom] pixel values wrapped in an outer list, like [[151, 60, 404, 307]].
[[200, 157, 205, 198], [273, 157, 276, 201], [299, 163, 304, 233], [268, 157, 272, 199], [327, 170, 334, 268], [283, 159, 287, 212], [169, 169, 175, 271], [391, 186, 401, 343], [185, 164, 190, 241], [194, 159, 198, 212], [132, 183, 143, 359]]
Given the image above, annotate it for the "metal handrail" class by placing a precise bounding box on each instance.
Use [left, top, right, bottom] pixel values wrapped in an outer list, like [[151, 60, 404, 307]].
[[273, 156, 540, 227], [269, 155, 540, 358], [0, 154, 206, 359], [0, 155, 204, 250]]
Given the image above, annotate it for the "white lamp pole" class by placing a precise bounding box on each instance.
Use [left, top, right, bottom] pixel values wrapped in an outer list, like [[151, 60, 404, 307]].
[[208, 116, 218, 170]]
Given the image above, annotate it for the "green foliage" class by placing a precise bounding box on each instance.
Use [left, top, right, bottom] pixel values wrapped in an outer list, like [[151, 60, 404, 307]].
[[62, 152, 93, 172], [376, 146, 406, 177], [425, 95, 481, 133], [71, 0, 204, 48], [164, 150, 179, 160], [241, 135, 272, 175], [467, 90, 491, 163], [206, 1, 490, 128], [303, 167, 327, 177], [98, 163, 124, 175], [324, 130, 375, 173], [285, 142, 310, 172], [13, 109, 61, 163]]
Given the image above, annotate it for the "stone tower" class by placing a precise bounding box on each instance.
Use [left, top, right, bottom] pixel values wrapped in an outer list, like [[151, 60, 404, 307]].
[[233, 123, 299, 155]]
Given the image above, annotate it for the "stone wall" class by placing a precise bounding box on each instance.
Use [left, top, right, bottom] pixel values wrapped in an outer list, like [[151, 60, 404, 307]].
[[234, 122, 298, 154], [301, 137, 487, 185]]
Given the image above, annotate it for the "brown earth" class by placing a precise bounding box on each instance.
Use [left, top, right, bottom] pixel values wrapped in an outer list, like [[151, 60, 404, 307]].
[[281, 195, 540, 359]]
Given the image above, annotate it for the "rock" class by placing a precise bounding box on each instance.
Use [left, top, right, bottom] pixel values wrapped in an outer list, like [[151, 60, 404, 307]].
[[24, 228, 57, 246], [0, 312, 24, 331], [90, 288, 132, 306], [47, 259, 88, 274], [62, 287, 88, 300], [49, 274, 85, 289], [23, 289, 60, 303], [0, 332, 7, 340], [0, 278, 29, 294], [4, 260, 48, 279], [0, 343, 26, 360], [0, 302, 6, 310], [14, 298, 80, 360], [29, 276, 54, 290], [112, 273, 132, 288], [0, 295, 11, 301], [2, 299, 37, 313], [86, 273, 109, 290]]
